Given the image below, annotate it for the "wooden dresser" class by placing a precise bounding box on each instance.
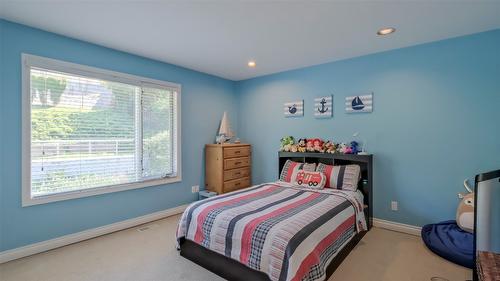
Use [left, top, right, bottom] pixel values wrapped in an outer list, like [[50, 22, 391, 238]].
[[205, 143, 251, 194]]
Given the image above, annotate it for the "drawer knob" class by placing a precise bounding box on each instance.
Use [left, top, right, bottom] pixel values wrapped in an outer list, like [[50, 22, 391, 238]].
[[234, 162, 241, 165], [235, 172, 241, 175]]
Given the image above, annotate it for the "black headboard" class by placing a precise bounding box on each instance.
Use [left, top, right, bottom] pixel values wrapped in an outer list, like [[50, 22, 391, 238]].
[[278, 151, 373, 229]]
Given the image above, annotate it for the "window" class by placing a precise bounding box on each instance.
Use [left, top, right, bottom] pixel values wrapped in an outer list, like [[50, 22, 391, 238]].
[[22, 54, 181, 206]]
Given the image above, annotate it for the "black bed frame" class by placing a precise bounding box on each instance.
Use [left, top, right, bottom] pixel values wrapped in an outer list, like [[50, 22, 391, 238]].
[[180, 152, 373, 281]]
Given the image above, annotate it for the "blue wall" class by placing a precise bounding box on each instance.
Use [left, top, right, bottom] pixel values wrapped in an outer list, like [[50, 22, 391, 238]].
[[236, 30, 500, 227], [0, 20, 4, 252], [0, 20, 237, 251], [1, 19, 499, 253]]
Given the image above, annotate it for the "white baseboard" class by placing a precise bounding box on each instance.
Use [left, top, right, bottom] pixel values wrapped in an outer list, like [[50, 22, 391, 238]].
[[373, 218, 422, 236], [0, 204, 188, 264]]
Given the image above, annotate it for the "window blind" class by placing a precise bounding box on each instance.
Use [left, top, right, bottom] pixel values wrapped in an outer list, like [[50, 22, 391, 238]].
[[30, 67, 177, 198]]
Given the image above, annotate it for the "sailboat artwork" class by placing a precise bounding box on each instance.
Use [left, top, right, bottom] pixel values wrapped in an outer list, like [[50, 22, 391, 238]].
[[345, 93, 373, 113], [216, 111, 234, 144], [314, 95, 333, 118], [284, 100, 304, 117]]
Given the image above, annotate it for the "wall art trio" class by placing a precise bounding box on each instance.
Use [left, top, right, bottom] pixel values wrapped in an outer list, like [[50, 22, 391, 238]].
[[284, 92, 373, 118]]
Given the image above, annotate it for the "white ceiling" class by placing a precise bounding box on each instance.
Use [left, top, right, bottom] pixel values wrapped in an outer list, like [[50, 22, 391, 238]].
[[1, 1, 499, 81]]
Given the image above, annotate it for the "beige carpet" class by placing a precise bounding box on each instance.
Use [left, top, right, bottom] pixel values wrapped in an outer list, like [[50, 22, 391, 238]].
[[0, 214, 471, 281]]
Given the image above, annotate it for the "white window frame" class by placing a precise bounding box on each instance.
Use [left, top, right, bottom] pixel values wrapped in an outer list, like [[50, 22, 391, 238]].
[[21, 54, 182, 207]]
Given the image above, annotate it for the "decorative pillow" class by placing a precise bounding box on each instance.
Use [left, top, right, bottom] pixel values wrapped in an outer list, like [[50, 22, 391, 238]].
[[279, 160, 316, 182], [294, 170, 326, 189], [316, 163, 361, 191]]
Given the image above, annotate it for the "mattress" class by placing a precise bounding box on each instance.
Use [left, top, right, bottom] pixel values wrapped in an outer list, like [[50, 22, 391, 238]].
[[176, 181, 367, 281]]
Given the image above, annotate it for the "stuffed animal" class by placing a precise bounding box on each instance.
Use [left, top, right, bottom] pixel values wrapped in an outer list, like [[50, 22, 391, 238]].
[[323, 140, 336, 154], [306, 139, 315, 152], [297, 138, 307, 153], [290, 144, 298, 153], [337, 143, 349, 154], [350, 141, 360, 154], [313, 138, 324, 152], [456, 180, 474, 233], [344, 146, 353, 154], [280, 136, 295, 152]]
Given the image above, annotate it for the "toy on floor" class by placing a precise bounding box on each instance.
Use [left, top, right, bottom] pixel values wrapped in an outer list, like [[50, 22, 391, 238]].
[[421, 179, 474, 269], [456, 180, 474, 233], [421, 220, 473, 268]]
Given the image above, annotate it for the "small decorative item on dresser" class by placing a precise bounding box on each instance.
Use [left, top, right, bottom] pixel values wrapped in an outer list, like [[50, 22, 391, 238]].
[[205, 143, 251, 194], [216, 111, 234, 144]]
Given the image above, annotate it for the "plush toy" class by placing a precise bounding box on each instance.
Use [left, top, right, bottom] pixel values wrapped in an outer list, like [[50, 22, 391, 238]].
[[344, 146, 353, 154], [456, 180, 474, 233], [323, 140, 336, 154], [306, 139, 315, 152], [297, 138, 307, 153], [280, 136, 295, 152], [337, 143, 349, 154], [350, 141, 360, 154], [290, 144, 298, 153], [313, 138, 324, 152]]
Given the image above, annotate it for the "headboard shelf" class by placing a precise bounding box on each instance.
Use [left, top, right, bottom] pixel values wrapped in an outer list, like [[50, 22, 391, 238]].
[[278, 152, 372, 162], [278, 151, 373, 229]]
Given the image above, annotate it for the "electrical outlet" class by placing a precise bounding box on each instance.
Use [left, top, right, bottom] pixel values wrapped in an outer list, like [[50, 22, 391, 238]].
[[191, 185, 200, 193], [391, 201, 398, 211]]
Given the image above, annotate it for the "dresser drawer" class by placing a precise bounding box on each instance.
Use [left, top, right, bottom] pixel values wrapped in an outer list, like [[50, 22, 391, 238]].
[[224, 177, 250, 193], [224, 157, 250, 170], [223, 146, 250, 158], [224, 167, 250, 181]]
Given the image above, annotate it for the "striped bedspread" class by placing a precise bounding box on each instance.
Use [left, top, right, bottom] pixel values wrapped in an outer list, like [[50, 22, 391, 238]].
[[176, 182, 367, 281]]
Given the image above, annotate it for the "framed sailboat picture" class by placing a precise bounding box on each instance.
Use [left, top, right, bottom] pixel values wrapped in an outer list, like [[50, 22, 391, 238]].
[[314, 96, 333, 118], [284, 100, 304, 117], [345, 93, 373, 113]]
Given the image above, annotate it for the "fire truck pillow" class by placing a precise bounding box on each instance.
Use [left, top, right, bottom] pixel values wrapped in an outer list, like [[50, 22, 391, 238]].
[[279, 160, 316, 183], [316, 163, 361, 191], [293, 170, 326, 189]]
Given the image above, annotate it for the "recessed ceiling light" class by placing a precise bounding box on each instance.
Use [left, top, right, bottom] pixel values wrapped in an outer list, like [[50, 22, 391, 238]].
[[377, 27, 396, 36], [247, 61, 256, 67]]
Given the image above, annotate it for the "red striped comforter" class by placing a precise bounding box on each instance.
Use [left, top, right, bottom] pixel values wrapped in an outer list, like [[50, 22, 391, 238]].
[[176, 182, 367, 281]]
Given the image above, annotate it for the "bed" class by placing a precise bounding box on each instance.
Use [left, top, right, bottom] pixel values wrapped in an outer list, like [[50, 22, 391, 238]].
[[177, 152, 373, 281]]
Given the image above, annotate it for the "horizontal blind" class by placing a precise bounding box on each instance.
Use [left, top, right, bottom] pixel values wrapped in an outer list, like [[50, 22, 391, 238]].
[[142, 86, 176, 179], [30, 67, 176, 198]]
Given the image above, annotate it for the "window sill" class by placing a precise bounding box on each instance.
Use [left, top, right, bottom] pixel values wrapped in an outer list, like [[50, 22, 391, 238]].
[[22, 176, 182, 207]]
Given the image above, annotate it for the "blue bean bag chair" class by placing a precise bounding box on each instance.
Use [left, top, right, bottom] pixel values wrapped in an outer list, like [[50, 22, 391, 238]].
[[421, 220, 473, 268]]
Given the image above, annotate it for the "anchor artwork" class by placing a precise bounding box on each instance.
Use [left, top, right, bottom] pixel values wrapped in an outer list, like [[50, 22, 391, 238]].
[[345, 93, 373, 113], [284, 100, 304, 117], [314, 96, 333, 118]]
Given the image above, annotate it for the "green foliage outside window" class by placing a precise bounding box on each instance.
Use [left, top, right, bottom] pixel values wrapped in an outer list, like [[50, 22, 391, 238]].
[[31, 74, 67, 106]]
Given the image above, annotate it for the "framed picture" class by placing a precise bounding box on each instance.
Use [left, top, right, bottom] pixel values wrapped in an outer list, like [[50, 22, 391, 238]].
[[314, 95, 332, 118], [284, 100, 304, 117], [345, 93, 373, 113]]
